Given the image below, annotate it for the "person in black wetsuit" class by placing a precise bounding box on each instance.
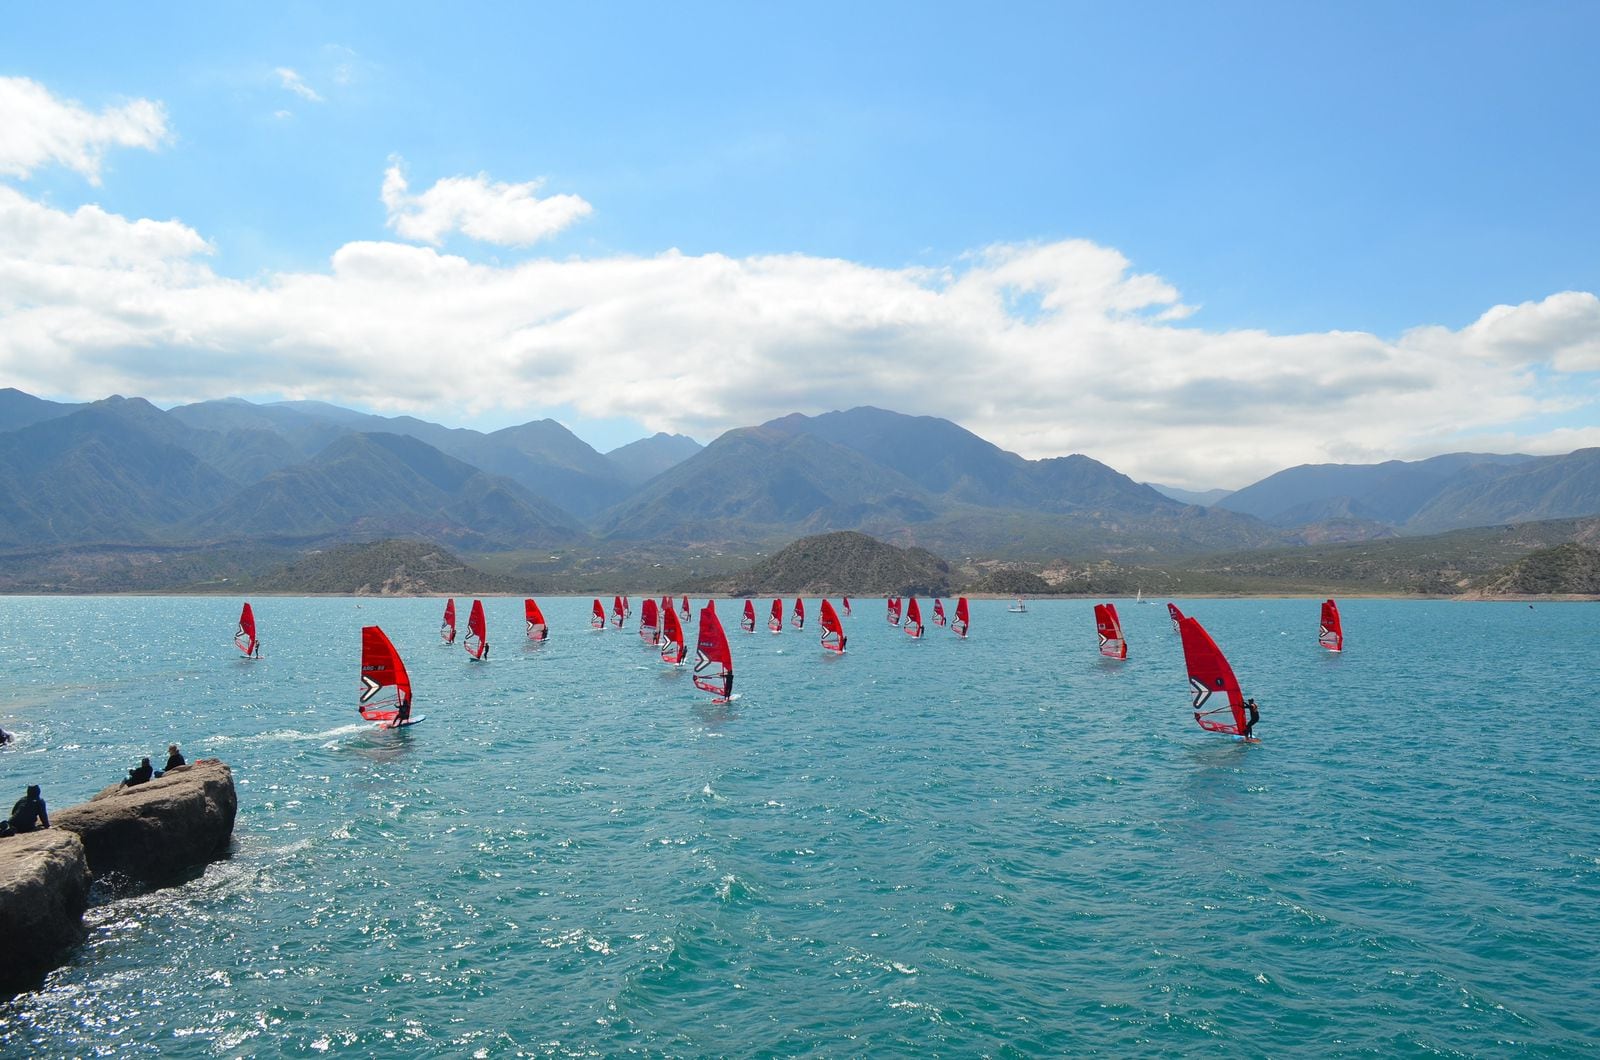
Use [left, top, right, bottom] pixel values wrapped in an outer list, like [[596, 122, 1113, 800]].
[[126, 757, 154, 786], [5, 784, 49, 835], [0, 726, 12, 747], [164, 744, 186, 771], [1244, 698, 1261, 739], [392, 692, 412, 727]]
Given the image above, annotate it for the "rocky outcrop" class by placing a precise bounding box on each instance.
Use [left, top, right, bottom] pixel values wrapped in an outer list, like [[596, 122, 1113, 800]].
[[0, 830, 92, 994], [52, 759, 237, 885]]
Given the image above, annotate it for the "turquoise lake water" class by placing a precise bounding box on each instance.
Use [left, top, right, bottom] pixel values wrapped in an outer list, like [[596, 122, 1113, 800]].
[[1, 596, 1597, 1057]]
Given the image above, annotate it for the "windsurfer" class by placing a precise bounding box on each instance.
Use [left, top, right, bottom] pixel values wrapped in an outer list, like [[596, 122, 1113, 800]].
[[1244, 698, 1261, 739], [0, 726, 11, 746], [392, 692, 413, 727]]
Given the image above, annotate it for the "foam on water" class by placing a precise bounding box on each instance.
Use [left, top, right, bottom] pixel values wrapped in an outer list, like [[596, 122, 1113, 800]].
[[1, 596, 1598, 1055]]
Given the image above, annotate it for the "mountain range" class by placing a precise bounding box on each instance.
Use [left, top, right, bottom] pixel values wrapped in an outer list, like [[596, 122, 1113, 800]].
[[5, 387, 1600, 589]]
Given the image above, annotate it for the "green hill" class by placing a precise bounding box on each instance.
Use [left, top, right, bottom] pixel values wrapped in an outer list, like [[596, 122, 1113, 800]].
[[968, 567, 1052, 595], [248, 539, 528, 594], [1475, 543, 1600, 595], [715, 531, 952, 594]]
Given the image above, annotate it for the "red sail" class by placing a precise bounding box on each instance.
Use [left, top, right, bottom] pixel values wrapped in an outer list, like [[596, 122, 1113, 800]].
[[235, 602, 259, 657], [441, 598, 457, 644], [640, 598, 660, 644], [952, 597, 970, 638], [769, 598, 783, 634], [791, 597, 806, 630], [681, 595, 691, 619], [741, 599, 757, 633], [887, 597, 902, 626], [591, 598, 606, 629], [465, 599, 488, 660], [904, 596, 924, 638], [820, 598, 847, 654], [932, 598, 947, 626], [1095, 602, 1128, 660], [1167, 602, 1185, 635], [359, 625, 412, 721], [1179, 616, 1246, 736], [842, 595, 852, 616], [623, 594, 631, 617], [1319, 599, 1343, 652], [693, 604, 734, 701], [611, 595, 625, 629], [526, 598, 548, 641], [660, 604, 687, 664]]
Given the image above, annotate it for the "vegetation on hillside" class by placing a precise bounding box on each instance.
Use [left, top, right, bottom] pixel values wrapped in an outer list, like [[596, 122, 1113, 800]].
[[1475, 543, 1600, 595], [713, 531, 952, 595], [247, 540, 528, 595]]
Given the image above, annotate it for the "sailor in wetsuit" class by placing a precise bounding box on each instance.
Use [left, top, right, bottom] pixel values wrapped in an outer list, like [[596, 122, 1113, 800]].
[[1243, 698, 1261, 739], [392, 692, 412, 727]]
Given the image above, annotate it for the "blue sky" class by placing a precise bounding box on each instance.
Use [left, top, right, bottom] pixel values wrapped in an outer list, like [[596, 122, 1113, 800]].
[[2, 2, 1598, 486]]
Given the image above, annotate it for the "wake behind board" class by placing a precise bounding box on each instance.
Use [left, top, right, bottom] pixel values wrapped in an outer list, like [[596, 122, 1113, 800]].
[[385, 715, 426, 729]]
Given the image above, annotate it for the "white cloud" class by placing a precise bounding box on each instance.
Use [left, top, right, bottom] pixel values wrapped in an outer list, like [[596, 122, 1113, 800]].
[[1, 181, 1597, 489], [274, 67, 323, 103], [381, 159, 593, 246], [0, 76, 169, 184]]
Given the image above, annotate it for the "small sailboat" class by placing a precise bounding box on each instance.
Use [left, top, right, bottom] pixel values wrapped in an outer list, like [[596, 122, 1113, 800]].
[[791, 597, 806, 630], [1095, 602, 1128, 660], [623, 594, 632, 618], [639, 598, 660, 644], [611, 595, 625, 630], [741, 599, 757, 633], [525, 598, 549, 641], [591, 598, 607, 630], [235, 602, 261, 658], [681, 595, 692, 620], [693, 603, 734, 703], [1179, 615, 1252, 739], [1167, 602, 1185, 635], [660, 603, 687, 664], [952, 596, 970, 638], [464, 599, 489, 660], [904, 596, 924, 638], [820, 598, 847, 654], [932, 598, 947, 627], [887, 597, 902, 626], [1319, 599, 1344, 652], [360, 625, 416, 727], [1008, 596, 1027, 613], [440, 598, 457, 645], [768, 598, 784, 634], [842, 595, 852, 617]]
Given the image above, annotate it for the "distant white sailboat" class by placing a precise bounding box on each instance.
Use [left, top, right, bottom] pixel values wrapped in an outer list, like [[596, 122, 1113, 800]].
[[1008, 596, 1027, 613]]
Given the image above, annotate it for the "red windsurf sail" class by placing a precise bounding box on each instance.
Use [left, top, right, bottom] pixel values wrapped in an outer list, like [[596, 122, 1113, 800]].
[[591, 598, 606, 629], [887, 597, 902, 626], [465, 599, 489, 660], [791, 598, 805, 630], [441, 598, 457, 644], [359, 625, 412, 722], [526, 598, 548, 641], [640, 598, 660, 644], [681, 595, 691, 620], [623, 594, 631, 617], [235, 602, 259, 657], [820, 598, 847, 654], [1095, 602, 1128, 660], [932, 598, 946, 626], [611, 595, 625, 629], [660, 603, 687, 664], [1319, 599, 1343, 652], [952, 596, 970, 638], [904, 596, 924, 638], [693, 604, 734, 701], [1179, 616, 1246, 736], [1167, 602, 1185, 635], [769, 598, 783, 634], [741, 599, 757, 633]]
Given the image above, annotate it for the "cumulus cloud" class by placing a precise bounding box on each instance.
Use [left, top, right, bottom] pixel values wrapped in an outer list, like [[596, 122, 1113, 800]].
[[1, 182, 1597, 488], [274, 67, 323, 103], [381, 159, 593, 246], [0, 76, 169, 184]]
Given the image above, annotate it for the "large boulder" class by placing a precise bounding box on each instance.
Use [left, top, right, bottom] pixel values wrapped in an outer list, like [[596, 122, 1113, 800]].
[[0, 829, 92, 995], [52, 759, 237, 884]]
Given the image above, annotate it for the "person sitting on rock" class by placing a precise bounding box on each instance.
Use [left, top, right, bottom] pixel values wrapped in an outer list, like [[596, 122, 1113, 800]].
[[126, 757, 154, 786], [4, 784, 49, 835], [164, 744, 186, 771]]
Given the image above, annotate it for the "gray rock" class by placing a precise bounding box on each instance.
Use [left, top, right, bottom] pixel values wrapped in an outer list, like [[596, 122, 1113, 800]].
[[0, 829, 92, 995], [53, 758, 237, 884]]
